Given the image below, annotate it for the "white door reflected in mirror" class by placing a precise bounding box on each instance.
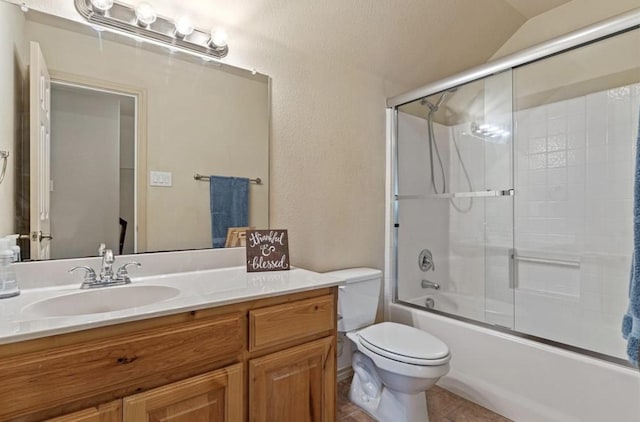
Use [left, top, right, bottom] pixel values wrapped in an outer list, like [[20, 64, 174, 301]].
[[29, 41, 51, 260]]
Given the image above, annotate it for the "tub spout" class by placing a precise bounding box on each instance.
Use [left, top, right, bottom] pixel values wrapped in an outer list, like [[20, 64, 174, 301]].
[[421, 279, 440, 290]]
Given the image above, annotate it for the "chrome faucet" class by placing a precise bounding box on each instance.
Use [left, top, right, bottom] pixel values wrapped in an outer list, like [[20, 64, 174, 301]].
[[421, 279, 440, 290], [69, 244, 141, 289], [100, 247, 115, 281]]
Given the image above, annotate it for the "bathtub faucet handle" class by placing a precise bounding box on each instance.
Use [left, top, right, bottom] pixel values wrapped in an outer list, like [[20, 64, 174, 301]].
[[419, 249, 435, 272], [422, 255, 434, 271]]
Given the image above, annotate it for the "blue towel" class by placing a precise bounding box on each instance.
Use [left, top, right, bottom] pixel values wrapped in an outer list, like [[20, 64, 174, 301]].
[[623, 110, 640, 367], [209, 176, 249, 248]]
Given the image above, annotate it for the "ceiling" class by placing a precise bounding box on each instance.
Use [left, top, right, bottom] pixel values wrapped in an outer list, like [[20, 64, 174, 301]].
[[504, 0, 573, 19], [16, 0, 574, 93], [141, 0, 572, 92]]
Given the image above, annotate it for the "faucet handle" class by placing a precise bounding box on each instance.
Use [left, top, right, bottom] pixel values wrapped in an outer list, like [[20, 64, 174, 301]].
[[116, 262, 141, 281], [419, 249, 435, 272], [98, 243, 106, 257], [70, 266, 97, 287]]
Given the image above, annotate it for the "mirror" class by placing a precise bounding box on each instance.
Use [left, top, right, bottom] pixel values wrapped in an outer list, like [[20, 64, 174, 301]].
[[0, 1, 270, 261]]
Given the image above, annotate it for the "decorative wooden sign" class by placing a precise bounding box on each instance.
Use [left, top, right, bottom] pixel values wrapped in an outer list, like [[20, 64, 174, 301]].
[[245, 229, 290, 272]]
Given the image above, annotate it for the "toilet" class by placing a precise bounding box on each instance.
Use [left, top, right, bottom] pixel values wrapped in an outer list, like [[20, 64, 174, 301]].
[[326, 268, 450, 422]]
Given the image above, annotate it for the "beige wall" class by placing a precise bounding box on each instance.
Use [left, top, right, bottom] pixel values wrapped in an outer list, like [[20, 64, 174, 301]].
[[24, 19, 269, 253], [0, 2, 25, 237], [492, 0, 640, 59], [513, 29, 640, 110], [492, 0, 640, 113]]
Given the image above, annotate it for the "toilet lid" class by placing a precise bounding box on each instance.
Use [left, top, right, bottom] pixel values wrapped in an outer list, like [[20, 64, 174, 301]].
[[358, 322, 450, 364]]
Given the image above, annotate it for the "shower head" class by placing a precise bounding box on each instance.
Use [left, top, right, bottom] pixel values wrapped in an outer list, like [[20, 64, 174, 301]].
[[420, 87, 457, 112]]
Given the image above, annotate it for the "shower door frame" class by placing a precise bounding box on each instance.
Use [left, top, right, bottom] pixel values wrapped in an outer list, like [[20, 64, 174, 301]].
[[386, 8, 640, 368]]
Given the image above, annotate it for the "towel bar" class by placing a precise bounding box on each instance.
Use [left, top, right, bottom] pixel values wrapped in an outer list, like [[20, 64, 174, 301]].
[[513, 254, 580, 268], [396, 189, 514, 199], [194, 173, 262, 185]]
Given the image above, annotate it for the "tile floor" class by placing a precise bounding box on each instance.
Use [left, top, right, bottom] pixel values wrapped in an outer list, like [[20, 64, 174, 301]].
[[337, 378, 512, 422]]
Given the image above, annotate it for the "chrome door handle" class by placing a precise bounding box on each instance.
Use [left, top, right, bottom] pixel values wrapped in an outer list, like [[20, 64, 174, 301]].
[[32, 231, 53, 241]]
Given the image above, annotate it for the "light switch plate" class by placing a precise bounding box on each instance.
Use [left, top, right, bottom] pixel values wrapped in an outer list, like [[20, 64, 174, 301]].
[[150, 171, 172, 187]]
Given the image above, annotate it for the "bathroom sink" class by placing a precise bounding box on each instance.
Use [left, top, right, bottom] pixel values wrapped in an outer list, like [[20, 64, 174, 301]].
[[21, 285, 180, 318]]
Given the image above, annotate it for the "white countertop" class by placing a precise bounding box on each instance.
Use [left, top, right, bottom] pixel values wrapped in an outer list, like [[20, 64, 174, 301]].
[[0, 266, 344, 345]]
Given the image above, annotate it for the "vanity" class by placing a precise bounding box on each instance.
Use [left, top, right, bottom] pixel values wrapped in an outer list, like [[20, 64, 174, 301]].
[[0, 252, 342, 422]]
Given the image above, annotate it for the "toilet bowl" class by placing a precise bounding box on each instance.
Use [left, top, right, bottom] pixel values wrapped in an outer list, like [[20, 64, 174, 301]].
[[347, 322, 450, 422], [324, 268, 451, 422]]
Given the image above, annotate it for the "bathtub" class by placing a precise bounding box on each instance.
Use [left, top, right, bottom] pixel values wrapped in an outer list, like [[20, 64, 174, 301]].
[[389, 301, 640, 422], [407, 293, 514, 329], [406, 290, 629, 360]]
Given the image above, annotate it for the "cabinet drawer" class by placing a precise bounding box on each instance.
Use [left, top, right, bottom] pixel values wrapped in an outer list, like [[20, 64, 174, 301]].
[[249, 295, 335, 352], [0, 313, 243, 421]]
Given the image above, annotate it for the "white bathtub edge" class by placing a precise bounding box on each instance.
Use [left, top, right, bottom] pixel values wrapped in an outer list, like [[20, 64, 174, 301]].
[[389, 302, 640, 422]]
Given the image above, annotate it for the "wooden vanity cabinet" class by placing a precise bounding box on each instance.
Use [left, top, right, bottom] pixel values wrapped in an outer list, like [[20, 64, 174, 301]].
[[122, 364, 243, 422], [0, 287, 337, 422], [247, 295, 336, 422], [47, 401, 122, 422], [249, 337, 335, 422], [45, 365, 243, 422]]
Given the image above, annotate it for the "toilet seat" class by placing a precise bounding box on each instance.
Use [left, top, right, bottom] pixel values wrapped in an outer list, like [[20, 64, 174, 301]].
[[353, 338, 450, 380], [357, 322, 450, 366]]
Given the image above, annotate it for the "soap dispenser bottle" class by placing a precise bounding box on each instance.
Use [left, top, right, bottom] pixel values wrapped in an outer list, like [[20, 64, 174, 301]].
[[5, 234, 21, 262], [0, 238, 19, 299]]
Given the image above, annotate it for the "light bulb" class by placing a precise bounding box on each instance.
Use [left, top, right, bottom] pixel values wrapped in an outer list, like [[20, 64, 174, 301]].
[[209, 29, 227, 48], [135, 2, 157, 26], [90, 0, 114, 13], [174, 15, 194, 38]]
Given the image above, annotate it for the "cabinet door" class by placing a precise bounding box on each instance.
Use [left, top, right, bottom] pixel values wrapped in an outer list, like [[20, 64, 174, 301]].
[[46, 401, 121, 422], [123, 364, 243, 422], [249, 337, 336, 422]]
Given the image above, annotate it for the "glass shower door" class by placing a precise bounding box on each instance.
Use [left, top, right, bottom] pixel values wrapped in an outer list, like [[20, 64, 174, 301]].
[[512, 28, 640, 359], [395, 70, 514, 328]]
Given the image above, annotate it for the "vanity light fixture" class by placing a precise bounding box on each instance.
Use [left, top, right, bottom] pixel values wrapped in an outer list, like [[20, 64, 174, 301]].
[[174, 15, 195, 38], [134, 2, 157, 27], [89, 0, 114, 14], [75, 0, 229, 59], [209, 29, 227, 48]]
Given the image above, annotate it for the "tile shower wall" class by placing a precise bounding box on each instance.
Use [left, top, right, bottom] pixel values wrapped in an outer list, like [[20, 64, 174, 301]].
[[513, 83, 640, 358], [396, 112, 451, 303]]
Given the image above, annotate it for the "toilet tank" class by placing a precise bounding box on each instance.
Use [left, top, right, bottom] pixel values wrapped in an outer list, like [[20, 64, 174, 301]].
[[324, 268, 382, 332]]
